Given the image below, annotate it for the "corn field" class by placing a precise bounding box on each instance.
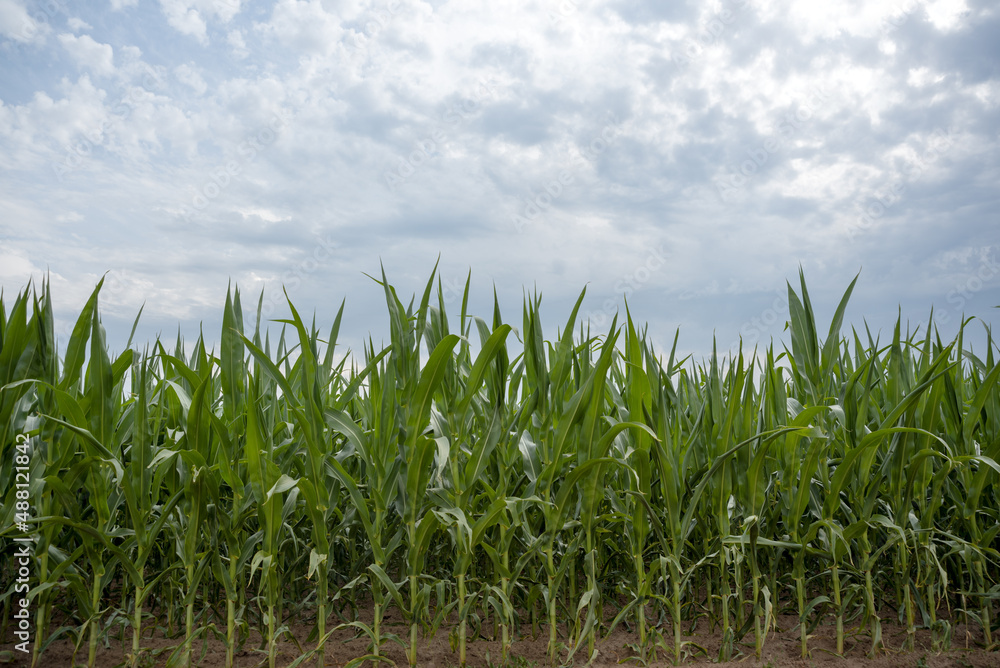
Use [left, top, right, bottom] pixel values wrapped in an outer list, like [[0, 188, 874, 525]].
[[1, 267, 998, 668]]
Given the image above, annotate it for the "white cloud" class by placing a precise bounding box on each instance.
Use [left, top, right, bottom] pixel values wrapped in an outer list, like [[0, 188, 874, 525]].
[[1, 0, 998, 361], [67, 17, 93, 32], [757, 0, 902, 41], [54, 211, 84, 223], [0, 247, 41, 281], [924, 0, 969, 31], [755, 0, 970, 43], [236, 206, 285, 222], [110, 0, 139, 8], [58, 33, 115, 77], [192, 0, 244, 23], [175, 63, 207, 95], [0, 76, 108, 169], [970, 81, 1000, 109], [158, 0, 245, 43], [907, 67, 945, 87], [259, 0, 343, 56], [0, 0, 48, 43], [226, 28, 248, 59], [159, 0, 208, 44]]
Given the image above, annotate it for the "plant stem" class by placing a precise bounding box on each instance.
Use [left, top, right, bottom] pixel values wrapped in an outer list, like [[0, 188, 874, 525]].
[[186, 562, 196, 668], [832, 563, 843, 656], [795, 567, 808, 659], [89, 564, 103, 668], [409, 573, 418, 668], [132, 583, 143, 668], [459, 573, 468, 667]]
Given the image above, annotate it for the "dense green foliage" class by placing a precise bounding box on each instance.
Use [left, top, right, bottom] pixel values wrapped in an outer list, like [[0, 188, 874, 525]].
[[1, 268, 998, 668]]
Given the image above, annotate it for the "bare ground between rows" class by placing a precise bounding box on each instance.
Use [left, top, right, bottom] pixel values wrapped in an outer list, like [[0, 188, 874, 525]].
[[3, 607, 998, 668]]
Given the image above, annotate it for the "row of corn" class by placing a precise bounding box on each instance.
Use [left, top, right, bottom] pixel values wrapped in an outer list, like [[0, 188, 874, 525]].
[[1, 267, 997, 667]]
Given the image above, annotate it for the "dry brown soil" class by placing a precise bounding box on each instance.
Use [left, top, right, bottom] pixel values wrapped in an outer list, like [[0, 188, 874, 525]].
[[3, 606, 998, 667]]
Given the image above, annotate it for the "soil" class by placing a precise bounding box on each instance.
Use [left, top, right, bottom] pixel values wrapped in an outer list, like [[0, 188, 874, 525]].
[[3, 606, 998, 667]]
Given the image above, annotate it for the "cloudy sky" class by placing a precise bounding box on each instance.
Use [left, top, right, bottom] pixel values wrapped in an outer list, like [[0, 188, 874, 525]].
[[1, 0, 998, 362]]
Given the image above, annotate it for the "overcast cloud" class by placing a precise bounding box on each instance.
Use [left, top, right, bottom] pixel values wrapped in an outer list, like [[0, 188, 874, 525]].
[[1, 0, 998, 361]]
